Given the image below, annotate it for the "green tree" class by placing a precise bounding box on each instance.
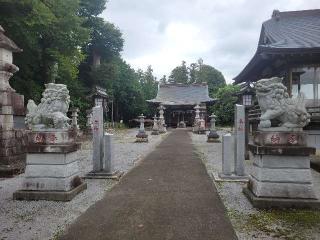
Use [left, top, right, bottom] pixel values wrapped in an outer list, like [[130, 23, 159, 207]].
[[160, 75, 167, 84], [188, 63, 198, 83], [0, 0, 89, 102], [169, 60, 189, 84], [138, 66, 158, 117], [210, 85, 240, 125], [196, 64, 226, 95]]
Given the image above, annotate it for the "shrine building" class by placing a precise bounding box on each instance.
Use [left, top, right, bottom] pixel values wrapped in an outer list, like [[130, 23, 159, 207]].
[[147, 83, 215, 127]]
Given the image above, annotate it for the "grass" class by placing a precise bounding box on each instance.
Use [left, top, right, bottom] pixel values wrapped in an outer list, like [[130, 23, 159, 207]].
[[227, 207, 320, 240]]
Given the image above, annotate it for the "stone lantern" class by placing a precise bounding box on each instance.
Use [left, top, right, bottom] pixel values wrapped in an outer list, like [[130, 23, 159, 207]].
[[193, 104, 201, 133], [0, 25, 27, 177], [136, 114, 148, 142], [158, 104, 167, 133], [151, 114, 159, 135], [207, 113, 220, 142]]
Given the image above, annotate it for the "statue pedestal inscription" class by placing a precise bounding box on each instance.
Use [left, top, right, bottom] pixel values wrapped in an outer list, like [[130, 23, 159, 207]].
[[14, 130, 87, 201], [244, 131, 319, 208]]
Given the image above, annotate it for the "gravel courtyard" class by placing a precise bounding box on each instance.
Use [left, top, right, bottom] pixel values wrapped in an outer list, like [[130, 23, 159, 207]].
[[191, 130, 320, 240], [0, 129, 167, 240]]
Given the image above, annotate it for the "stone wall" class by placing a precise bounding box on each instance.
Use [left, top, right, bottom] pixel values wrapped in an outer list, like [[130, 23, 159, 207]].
[[0, 129, 27, 177]]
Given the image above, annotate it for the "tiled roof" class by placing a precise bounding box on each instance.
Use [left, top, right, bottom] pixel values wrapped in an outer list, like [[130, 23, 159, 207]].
[[147, 83, 214, 106], [234, 9, 320, 83], [260, 9, 320, 50]]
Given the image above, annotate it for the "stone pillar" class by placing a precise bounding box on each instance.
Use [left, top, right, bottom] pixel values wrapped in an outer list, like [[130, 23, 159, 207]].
[[86, 107, 122, 179], [92, 106, 104, 172], [0, 26, 26, 177], [219, 134, 233, 177], [136, 114, 148, 142], [234, 104, 246, 176], [158, 105, 166, 134], [103, 133, 114, 173], [207, 113, 220, 142], [151, 115, 159, 135]]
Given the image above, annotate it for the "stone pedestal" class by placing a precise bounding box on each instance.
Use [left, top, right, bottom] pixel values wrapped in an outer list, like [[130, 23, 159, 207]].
[[244, 131, 320, 209], [14, 130, 86, 201], [86, 133, 122, 180]]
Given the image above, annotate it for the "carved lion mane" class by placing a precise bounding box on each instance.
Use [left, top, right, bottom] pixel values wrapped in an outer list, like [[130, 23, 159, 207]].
[[255, 77, 310, 130], [26, 83, 71, 129]]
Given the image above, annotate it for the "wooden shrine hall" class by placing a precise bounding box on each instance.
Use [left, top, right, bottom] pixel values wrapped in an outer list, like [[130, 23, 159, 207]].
[[147, 83, 214, 127]]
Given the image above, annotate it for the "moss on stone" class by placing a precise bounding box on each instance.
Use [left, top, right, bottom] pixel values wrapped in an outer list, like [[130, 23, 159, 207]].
[[227, 207, 320, 240]]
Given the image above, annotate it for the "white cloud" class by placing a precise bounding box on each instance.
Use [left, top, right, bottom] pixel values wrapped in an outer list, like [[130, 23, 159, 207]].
[[102, 0, 319, 83]]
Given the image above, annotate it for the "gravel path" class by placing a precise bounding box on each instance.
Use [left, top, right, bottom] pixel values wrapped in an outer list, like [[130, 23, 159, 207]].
[[0, 129, 168, 240], [190, 130, 320, 240]]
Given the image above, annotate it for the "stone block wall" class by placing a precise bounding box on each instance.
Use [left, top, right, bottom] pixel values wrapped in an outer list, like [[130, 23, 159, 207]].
[[0, 129, 27, 177]]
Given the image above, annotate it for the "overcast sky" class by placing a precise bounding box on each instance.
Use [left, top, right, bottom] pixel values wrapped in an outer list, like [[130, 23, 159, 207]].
[[101, 0, 319, 83]]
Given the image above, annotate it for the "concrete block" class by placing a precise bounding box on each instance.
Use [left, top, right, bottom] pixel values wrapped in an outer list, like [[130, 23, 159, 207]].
[[249, 176, 317, 199], [14, 182, 87, 202], [253, 155, 310, 169], [22, 174, 79, 191], [222, 133, 233, 176], [251, 166, 312, 183], [24, 160, 79, 178], [26, 152, 78, 165]]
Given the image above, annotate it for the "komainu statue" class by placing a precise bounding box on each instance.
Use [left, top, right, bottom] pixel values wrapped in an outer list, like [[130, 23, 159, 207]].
[[255, 77, 310, 130], [25, 83, 71, 130]]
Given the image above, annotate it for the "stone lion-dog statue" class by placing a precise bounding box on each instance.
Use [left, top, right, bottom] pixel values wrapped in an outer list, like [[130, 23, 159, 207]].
[[254, 77, 310, 130], [25, 83, 71, 130]]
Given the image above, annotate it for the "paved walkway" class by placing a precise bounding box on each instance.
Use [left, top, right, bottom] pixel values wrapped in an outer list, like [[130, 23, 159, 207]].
[[60, 129, 237, 240]]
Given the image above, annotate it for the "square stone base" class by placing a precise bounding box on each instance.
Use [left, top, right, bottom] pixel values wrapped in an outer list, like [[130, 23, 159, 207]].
[[85, 170, 123, 180], [23, 151, 81, 191], [13, 182, 87, 202], [135, 137, 148, 143], [250, 153, 317, 199], [207, 138, 220, 143], [216, 172, 249, 182], [243, 186, 320, 209]]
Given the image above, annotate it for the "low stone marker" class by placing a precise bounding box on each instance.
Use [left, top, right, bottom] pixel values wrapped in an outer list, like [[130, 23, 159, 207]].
[[220, 134, 233, 176], [218, 104, 248, 181], [86, 106, 122, 179], [136, 114, 148, 142], [92, 106, 104, 171], [234, 104, 246, 176]]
